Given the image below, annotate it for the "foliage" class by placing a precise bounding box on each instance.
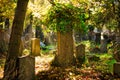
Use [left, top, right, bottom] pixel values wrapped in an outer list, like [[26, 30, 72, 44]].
[[43, 3, 87, 33], [0, 0, 16, 19]]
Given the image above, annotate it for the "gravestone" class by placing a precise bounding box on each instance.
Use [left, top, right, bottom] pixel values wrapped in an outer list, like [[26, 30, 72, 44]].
[[18, 55, 35, 80], [35, 25, 44, 41], [24, 33, 31, 49], [74, 31, 82, 43], [88, 25, 95, 41], [31, 38, 40, 56], [75, 44, 85, 66], [100, 34, 108, 53], [0, 30, 10, 54], [95, 32, 101, 44], [100, 39, 107, 53], [23, 23, 34, 50]]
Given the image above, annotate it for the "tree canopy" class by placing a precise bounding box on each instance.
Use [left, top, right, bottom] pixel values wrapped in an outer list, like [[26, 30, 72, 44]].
[[43, 3, 87, 33]]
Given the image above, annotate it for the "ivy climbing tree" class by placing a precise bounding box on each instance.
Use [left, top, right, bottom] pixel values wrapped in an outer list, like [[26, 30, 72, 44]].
[[44, 2, 86, 67]]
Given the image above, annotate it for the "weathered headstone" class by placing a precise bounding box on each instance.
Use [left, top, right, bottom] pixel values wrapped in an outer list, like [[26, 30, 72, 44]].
[[74, 31, 82, 43], [18, 55, 35, 80], [24, 33, 31, 49], [88, 31, 95, 41], [95, 32, 101, 44], [100, 40, 107, 53], [0, 30, 10, 54], [100, 34, 108, 53], [75, 44, 85, 66], [31, 38, 40, 56], [35, 25, 44, 41], [88, 25, 95, 41]]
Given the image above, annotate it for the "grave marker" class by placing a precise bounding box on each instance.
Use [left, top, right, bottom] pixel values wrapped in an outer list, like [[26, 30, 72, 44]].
[[31, 38, 40, 56]]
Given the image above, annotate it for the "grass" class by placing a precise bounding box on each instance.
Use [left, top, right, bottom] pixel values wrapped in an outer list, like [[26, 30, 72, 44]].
[[41, 44, 56, 54], [79, 40, 117, 74]]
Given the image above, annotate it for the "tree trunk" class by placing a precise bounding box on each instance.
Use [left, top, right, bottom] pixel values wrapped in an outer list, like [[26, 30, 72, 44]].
[[53, 28, 76, 67], [3, 0, 29, 80]]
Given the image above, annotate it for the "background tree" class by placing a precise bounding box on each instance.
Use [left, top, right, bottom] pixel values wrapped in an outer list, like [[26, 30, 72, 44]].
[[0, 0, 16, 18], [3, 0, 29, 79]]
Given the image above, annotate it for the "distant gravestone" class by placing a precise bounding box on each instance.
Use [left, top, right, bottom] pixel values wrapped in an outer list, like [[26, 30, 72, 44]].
[[75, 44, 85, 66], [0, 30, 10, 54], [35, 25, 44, 41], [74, 31, 82, 43], [95, 33, 101, 44], [24, 33, 31, 49], [23, 23, 34, 50], [100, 34, 108, 53], [100, 39, 107, 53], [18, 55, 35, 80], [31, 38, 40, 56]]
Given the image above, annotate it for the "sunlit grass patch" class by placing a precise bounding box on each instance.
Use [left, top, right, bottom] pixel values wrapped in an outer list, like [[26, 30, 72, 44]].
[[41, 45, 56, 54], [98, 53, 113, 60], [86, 53, 116, 74]]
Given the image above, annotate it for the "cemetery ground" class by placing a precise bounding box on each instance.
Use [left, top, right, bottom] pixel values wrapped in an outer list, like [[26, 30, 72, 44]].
[[0, 41, 120, 80]]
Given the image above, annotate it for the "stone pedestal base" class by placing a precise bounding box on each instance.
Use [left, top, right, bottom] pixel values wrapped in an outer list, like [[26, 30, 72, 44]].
[[18, 55, 35, 80]]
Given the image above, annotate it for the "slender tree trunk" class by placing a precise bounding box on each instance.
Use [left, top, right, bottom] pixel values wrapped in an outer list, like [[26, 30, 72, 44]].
[[53, 27, 76, 67], [3, 0, 29, 80]]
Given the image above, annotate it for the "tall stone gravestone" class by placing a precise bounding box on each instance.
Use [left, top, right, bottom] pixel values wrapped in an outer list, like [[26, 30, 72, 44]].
[[100, 34, 108, 53], [31, 38, 40, 56]]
